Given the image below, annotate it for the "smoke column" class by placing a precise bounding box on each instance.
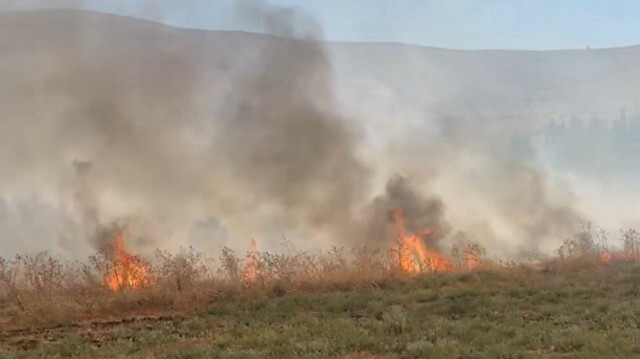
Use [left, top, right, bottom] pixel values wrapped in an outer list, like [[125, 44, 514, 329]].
[[0, 2, 582, 259]]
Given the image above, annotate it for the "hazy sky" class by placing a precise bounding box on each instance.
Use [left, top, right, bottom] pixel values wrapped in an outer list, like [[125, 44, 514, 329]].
[[4, 0, 640, 50], [42, 0, 640, 50]]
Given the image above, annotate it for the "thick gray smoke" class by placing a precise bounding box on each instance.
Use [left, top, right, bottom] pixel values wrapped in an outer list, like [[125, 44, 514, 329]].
[[0, 2, 583, 259], [215, 0, 369, 234], [363, 175, 449, 248], [0, 7, 225, 257], [0, 1, 373, 257]]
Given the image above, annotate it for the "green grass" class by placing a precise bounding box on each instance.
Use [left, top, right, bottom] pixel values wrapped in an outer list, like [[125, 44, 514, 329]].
[[3, 260, 640, 358]]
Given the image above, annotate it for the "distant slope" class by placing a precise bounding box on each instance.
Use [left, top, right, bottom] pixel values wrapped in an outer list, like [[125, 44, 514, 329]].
[[1, 8, 640, 128]]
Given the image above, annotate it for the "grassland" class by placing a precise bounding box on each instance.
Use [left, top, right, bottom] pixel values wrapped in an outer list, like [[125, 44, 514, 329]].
[[2, 255, 640, 359]]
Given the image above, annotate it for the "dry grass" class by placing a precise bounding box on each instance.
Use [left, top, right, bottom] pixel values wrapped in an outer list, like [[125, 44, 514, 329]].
[[1, 222, 638, 329], [2, 255, 640, 358], [2, 223, 640, 357], [0, 244, 407, 329]]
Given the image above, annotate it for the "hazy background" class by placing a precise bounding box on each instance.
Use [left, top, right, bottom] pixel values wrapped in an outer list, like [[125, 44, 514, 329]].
[[1, 1, 640, 260]]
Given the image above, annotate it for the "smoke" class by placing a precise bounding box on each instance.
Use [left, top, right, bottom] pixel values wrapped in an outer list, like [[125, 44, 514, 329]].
[[370, 108, 581, 256], [0, 1, 373, 257], [0, 7, 218, 256], [363, 175, 449, 248], [0, 2, 583, 260], [215, 0, 369, 237]]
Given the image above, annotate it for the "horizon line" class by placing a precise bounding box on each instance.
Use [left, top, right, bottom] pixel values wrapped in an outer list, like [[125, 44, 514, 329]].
[[3, 7, 640, 53]]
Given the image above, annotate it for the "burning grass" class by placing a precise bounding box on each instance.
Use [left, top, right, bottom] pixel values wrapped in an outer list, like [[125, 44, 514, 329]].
[[390, 209, 454, 274], [2, 221, 640, 357], [101, 234, 155, 291], [3, 251, 640, 358]]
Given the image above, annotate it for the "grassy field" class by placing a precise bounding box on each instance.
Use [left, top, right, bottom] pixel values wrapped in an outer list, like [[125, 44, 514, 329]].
[[3, 256, 640, 358]]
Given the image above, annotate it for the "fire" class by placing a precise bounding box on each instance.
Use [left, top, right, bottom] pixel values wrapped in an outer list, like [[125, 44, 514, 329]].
[[243, 238, 260, 284], [390, 209, 452, 274], [599, 252, 613, 263], [103, 234, 154, 291]]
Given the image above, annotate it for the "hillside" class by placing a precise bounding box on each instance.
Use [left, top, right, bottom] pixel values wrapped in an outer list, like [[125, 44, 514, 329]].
[[2, 9, 640, 126]]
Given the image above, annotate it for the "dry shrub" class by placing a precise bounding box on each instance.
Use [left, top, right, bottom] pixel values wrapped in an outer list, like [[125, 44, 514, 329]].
[[557, 220, 605, 260], [0, 243, 482, 327], [0, 253, 102, 325], [552, 221, 640, 270], [218, 246, 242, 284], [620, 228, 640, 261], [155, 247, 211, 293], [235, 245, 396, 295], [3, 224, 640, 329]]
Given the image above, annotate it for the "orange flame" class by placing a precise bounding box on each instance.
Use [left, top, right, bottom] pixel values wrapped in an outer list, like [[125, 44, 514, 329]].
[[599, 252, 613, 263], [390, 209, 452, 274], [103, 234, 154, 291], [243, 238, 260, 284]]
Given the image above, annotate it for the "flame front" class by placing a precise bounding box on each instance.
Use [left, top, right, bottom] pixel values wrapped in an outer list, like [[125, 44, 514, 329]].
[[103, 234, 154, 291], [391, 209, 452, 274], [243, 238, 260, 284]]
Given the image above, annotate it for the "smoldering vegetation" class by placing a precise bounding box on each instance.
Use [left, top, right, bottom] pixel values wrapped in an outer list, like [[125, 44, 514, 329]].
[[0, 0, 600, 261]]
